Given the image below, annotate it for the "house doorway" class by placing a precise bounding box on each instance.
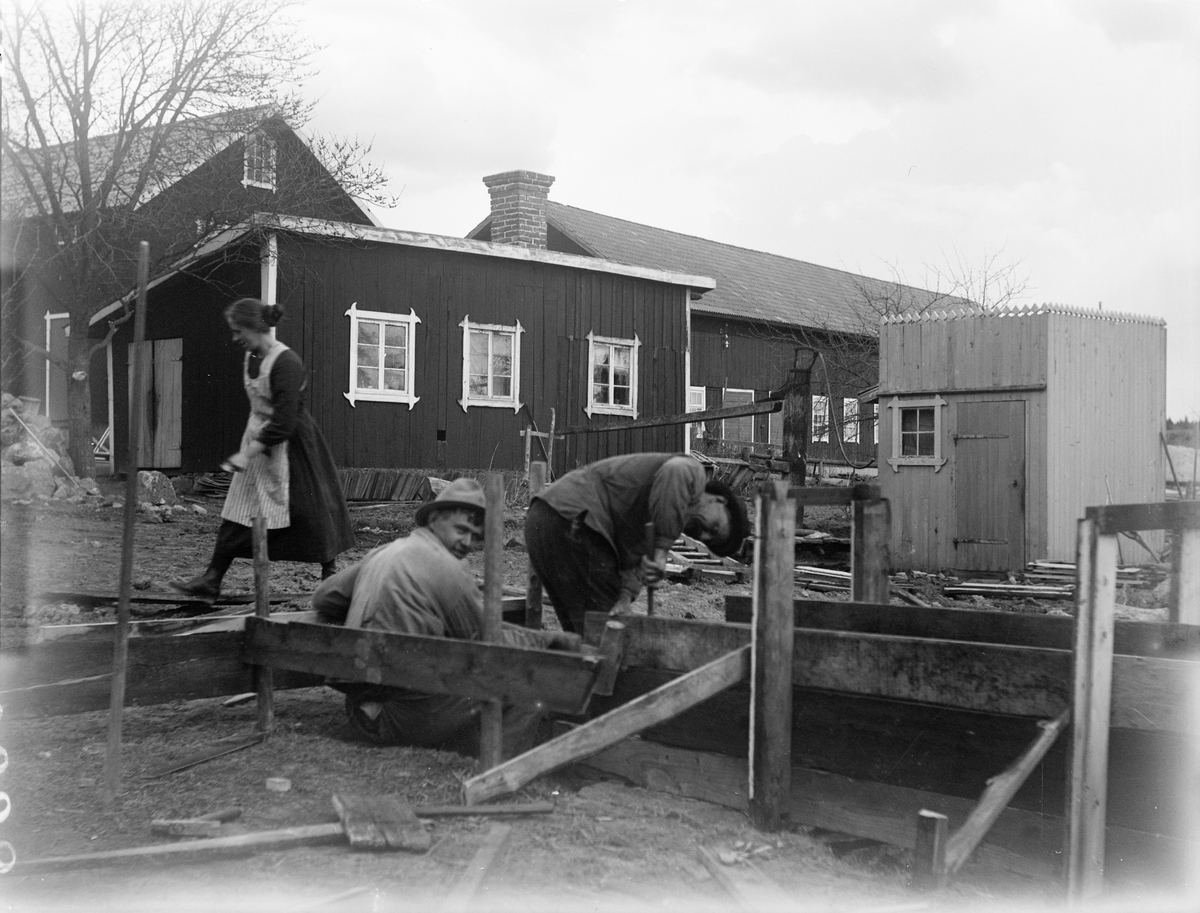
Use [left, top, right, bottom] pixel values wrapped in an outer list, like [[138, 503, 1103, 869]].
[[127, 338, 182, 469], [953, 400, 1026, 572]]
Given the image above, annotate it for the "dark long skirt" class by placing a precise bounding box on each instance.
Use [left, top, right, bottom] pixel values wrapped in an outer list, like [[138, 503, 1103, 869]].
[[215, 408, 356, 564]]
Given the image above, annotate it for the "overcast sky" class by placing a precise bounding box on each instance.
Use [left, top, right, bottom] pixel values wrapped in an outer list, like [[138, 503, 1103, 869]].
[[299, 0, 1199, 420]]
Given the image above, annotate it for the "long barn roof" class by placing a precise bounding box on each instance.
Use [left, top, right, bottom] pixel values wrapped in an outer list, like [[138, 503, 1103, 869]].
[[542, 201, 951, 337]]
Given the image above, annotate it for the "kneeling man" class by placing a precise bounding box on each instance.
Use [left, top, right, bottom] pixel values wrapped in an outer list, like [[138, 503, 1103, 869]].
[[314, 478, 576, 759]]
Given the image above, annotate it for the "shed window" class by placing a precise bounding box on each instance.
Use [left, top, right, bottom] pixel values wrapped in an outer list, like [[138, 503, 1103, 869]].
[[585, 332, 639, 418], [687, 385, 706, 445], [243, 131, 276, 190], [812, 395, 830, 443], [886, 395, 947, 471], [343, 303, 420, 408], [460, 317, 523, 412]]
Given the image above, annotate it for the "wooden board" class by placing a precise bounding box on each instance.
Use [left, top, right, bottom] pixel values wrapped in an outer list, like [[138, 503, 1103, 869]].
[[723, 596, 1200, 659], [593, 614, 1200, 733], [331, 793, 431, 852], [243, 618, 601, 715], [0, 633, 322, 718]]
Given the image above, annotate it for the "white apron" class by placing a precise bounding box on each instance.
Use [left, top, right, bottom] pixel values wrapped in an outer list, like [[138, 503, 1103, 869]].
[[221, 342, 291, 528]]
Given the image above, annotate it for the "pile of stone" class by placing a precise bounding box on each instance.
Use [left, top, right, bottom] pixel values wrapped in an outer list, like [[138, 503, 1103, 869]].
[[0, 391, 101, 501]]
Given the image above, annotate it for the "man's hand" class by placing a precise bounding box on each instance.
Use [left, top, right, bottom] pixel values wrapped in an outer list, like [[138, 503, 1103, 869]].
[[610, 593, 634, 616], [544, 631, 583, 652], [640, 547, 668, 586], [221, 452, 248, 473]]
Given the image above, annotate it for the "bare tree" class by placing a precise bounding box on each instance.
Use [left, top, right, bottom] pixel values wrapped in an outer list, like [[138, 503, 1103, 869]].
[[1, 0, 394, 477]]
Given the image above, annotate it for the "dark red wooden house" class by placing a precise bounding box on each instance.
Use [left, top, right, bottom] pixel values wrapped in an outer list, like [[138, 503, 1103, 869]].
[[103, 215, 714, 477]]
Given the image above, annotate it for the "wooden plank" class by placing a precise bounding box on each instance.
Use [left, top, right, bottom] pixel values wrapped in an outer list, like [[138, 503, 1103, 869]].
[[1090, 500, 1200, 534], [243, 618, 600, 716], [596, 614, 1200, 733], [912, 810, 948, 890], [15, 823, 347, 871], [252, 514, 273, 735], [440, 824, 511, 913], [143, 732, 266, 778], [480, 473, 505, 768], [697, 844, 791, 911], [331, 793, 431, 852], [1170, 529, 1200, 625], [945, 712, 1068, 875], [723, 596, 1200, 659], [462, 646, 751, 805], [851, 498, 890, 604], [525, 461, 547, 629], [1068, 520, 1119, 901], [0, 633, 323, 718], [591, 620, 626, 698], [749, 482, 794, 831]]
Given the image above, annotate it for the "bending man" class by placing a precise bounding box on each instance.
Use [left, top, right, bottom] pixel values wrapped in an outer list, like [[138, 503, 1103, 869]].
[[525, 453, 751, 634], [314, 478, 577, 759]]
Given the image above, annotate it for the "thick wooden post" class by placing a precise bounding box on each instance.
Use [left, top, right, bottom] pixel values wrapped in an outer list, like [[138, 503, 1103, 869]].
[[1168, 528, 1200, 625], [525, 461, 547, 629], [253, 514, 273, 733], [479, 473, 506, 768], [912, 809, 948, 890], [104, 241, 149, 804], [1067, 516, 1118, 901], [748, 481, 796, 831], [781, 365, 811, 529], [851, 488, 891, 604]]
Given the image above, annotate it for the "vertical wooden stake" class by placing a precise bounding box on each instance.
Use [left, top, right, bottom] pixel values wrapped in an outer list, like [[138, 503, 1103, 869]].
[[781, 363, 811, 529], [851, 489, 891, 604], [253, 511, 273, 734], [525, 461, 547, 629], [912, 809, 948, 890], [748, 481, 796, 831], [104, 241, 149, 805], [1067, 516, 1118, 901], [1168, 528, 1200, 625], [546, 408, 557, 471], [644, 521, 657, 616], [480, 472, 505, 768]]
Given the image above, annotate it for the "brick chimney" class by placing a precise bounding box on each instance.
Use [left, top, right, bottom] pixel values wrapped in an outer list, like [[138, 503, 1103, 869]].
[[482, 170, 555, 249]]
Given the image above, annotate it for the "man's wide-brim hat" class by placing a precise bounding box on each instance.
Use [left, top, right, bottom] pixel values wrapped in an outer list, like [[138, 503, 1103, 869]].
[[415, 477, 487, 527]]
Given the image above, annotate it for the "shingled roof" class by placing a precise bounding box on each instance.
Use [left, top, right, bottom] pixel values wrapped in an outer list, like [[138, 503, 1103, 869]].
[[541, 201, 948, 337]]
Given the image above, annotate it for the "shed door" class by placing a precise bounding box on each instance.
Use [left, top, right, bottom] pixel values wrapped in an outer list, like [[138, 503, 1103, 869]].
[[953, 400, 1025, 572], [128, 338, 182, 469]]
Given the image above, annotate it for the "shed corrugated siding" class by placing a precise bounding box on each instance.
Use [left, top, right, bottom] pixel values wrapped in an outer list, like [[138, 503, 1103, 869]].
[[1043, 313, 1166, 561], [281, 238, 688, 476], [879, 311, 1047, 392], [879, 389, 1047, 572]]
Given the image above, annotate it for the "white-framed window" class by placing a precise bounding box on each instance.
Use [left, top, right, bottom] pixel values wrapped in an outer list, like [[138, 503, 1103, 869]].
[[585, 332, 640, 418], [242, 131, 276, 190], [343, 302, 420, 408], [686, 385, 707, 447], [812, 395, 830, 443], [843, 398, 860, 444], [721, 388, 754, 442], [460, 316, 523, 412], [886, 395, 947, 471]]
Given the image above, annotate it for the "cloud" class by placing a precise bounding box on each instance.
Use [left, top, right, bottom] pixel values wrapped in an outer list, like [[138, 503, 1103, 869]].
[[1074, 0, 1200, 46]]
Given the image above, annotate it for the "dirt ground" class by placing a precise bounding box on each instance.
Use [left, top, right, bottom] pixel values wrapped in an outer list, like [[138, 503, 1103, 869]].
[[0, 479, 1185, 913]]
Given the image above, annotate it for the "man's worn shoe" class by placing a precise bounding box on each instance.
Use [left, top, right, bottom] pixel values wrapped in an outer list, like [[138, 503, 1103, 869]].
[[168, 575, 220, 604]]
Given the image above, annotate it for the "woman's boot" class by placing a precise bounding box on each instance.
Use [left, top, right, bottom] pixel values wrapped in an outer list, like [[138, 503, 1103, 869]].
[[168, 565, 224, 603]]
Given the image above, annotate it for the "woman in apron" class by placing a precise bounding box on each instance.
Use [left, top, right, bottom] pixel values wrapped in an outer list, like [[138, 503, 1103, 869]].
[[170, 298, 356, 602]]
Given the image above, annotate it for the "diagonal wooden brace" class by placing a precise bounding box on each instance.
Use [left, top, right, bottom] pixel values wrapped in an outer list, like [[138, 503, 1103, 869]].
[[462, 645, 751, 805]]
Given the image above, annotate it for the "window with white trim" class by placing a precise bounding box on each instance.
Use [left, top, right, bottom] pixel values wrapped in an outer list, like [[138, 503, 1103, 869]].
[[687, 385, 706, 445], [811, 395, 830, 443], [721, 388, 754, 442], [243, 131, 276, 190], [886, 395, 947, 471], [586, 332, 640, 418], [460, 317, 523, 412], [842, 398, 860, 444], [343, 303, 420, 408]]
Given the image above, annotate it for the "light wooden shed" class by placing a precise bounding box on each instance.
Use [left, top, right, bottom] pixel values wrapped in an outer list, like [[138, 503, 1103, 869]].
[[876, 304, 1166, 572]]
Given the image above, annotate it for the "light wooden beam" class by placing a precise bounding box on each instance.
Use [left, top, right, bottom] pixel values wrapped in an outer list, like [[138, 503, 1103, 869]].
[[462, 645, 750, 805]]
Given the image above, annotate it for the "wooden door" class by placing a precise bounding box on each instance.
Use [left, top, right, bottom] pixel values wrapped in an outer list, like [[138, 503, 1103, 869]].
[[127, 338, 182, 469], [953, 400, 1025, 572]]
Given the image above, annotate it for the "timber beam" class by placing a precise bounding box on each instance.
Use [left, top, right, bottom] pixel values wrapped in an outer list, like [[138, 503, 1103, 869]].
[[243, 617, 601, 716]]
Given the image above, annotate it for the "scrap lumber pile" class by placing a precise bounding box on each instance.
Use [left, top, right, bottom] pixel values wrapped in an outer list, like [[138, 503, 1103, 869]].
[[943, 561, 1165, 600], [666, 534, 749, 583], [338, 468, 433, 502]]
